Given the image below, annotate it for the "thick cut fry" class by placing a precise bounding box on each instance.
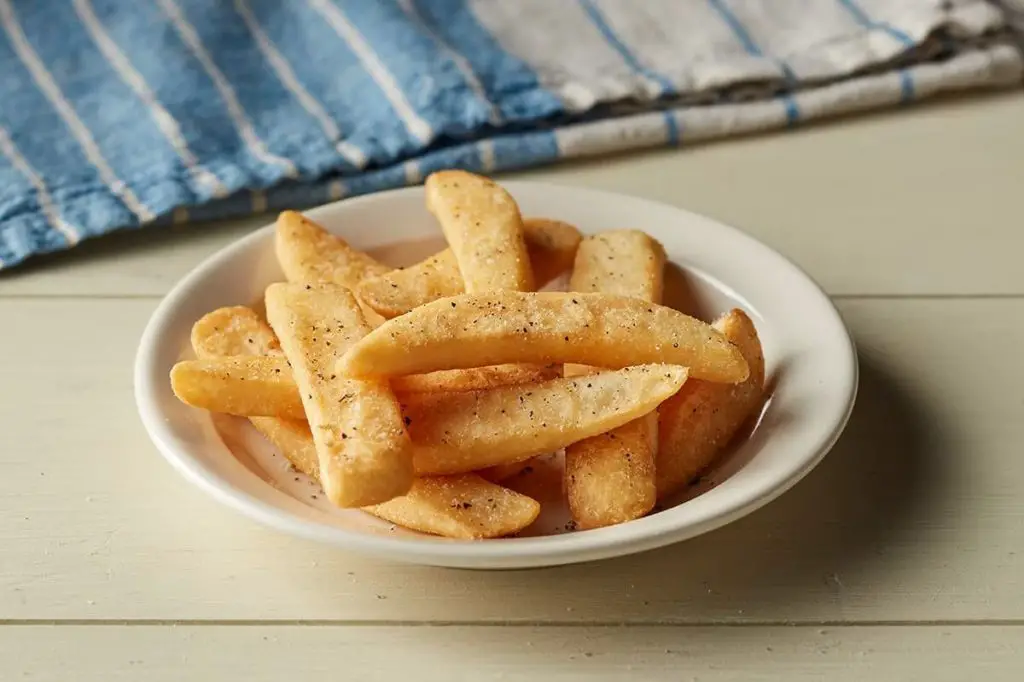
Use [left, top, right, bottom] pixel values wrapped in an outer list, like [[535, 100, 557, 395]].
[[191, 306, 282, 360], [357, 218, 582, 318], [275, 211, 390, 326], [365, 474, 540, 539], [189, 307, 323, 479], [170, 357, 306, 420], [523, 219, 585, 285], [265, 283, 413, 507], [360, 250, 464, 319], [569, 229, 666, 300], [391, 363, 561, 394], [191, 306, 321, 474], [566, 413, 658, 529], [338, 291, 748, 384], [275, 210, 392, 286], [424, 170, 534, 293], [169, 357, 562, 417], [404, 365, 689, 475], [251, 417, 320, 481], [478, 459, 535, 483], [656, 309, 766, 500], [564, 229, 666, 528]]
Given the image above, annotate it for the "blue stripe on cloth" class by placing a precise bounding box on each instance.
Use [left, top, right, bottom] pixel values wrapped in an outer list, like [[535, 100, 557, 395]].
[[245, 0, 421, 166], [836, 0, 915, 103], [169, 0, 350, 177], [663, 112, 680, 145], [409, 0, 563, 124], [837, 0, 914, 44], [0, 146, 70, 263], [576, 0, 679, 143], [89, 0, 288, 191], [0, 212, 68, 266], [9, 0, 209, 226], [577, 0, 675, 95], [488, 131, 561, 173], [0, 14, 136, 238], [706, 0, 800, 125], [336, 0, 494, 138]]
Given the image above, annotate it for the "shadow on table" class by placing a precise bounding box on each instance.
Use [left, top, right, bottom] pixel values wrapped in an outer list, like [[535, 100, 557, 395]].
[[398, 348, 949, 627]]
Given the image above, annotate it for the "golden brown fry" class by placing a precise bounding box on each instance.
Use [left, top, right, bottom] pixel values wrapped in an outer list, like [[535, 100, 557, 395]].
[[390, 363, 561, 394], [478, 459, 535, 483], [656, 309, 766, 500], [190, 306, 282, 360], [523, 219, 585, 285], [275, 210, 392, 286], [189, 307, 324, 480], [564, 230, 666, 529], [357, 218, 582, 318], [170, 357, 306, 420], [404, 365, 689, 475], [274, 210, 391, 326], [365, 474, 540, 539], [359, 250, 464, 319], [251, 417, 320, 482], [566, 413, 658, 529], [496, 454, 564, 505], [568, 229, 666, 300], [265, 283, 413, 507], [167, 356, 561, 416], [425, 170, 534, 293], [338, 291, 748, 383]]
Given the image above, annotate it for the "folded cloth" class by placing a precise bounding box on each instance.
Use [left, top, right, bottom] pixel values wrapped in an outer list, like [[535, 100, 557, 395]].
[[0, 0, 1021, 270]]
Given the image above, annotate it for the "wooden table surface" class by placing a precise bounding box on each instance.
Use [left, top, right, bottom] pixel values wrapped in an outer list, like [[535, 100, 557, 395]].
[[3, 92, 1023, 681]]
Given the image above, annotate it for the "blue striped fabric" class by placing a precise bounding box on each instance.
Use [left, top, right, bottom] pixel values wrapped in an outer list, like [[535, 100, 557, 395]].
[[0, 0, 1020, 270]]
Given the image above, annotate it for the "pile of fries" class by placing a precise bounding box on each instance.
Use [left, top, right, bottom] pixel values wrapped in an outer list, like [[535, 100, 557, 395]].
[[171, 171, 766, 539]]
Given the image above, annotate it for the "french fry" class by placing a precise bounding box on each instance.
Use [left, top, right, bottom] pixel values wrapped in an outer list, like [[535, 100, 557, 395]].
[[496, 454, 565, 505], [656, 309, 766, 500], [567, 229, 666, 300], [357, 218, 582, 318], [478, 459, 535, 483], [523, 219, 585, 285], [564, 230, 666, 529], [365, 474, 541, 539], [425, 170, 534, 293], [391, 363, 561, 394], [359, 250, 464, 319], [169, 356, 562, 417], [338, 291, 748, 384], [189, 307, 322, 478], [170, 357, 306, 420], [566, 413, 658, 529], [250, 417, 320, 481], [243, 417, 537, 540], [405, 365, 689, 475], [275, 211, 390, 326], [190, 306, 282, 360], [265, 282, 413, 507], [275, 210, 392, 286]]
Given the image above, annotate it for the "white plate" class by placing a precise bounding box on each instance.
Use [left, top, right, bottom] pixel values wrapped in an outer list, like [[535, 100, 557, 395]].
[[134, 181, 857, 569]]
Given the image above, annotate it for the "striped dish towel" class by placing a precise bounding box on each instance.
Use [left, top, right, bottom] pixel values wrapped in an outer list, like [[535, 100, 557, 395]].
[[0, 1, 1021, 270]]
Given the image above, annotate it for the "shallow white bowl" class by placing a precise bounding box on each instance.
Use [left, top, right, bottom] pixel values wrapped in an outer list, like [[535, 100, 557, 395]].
[[134, 181, 857, 569]]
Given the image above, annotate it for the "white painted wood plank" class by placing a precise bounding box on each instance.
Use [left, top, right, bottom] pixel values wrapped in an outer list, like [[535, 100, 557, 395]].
[[1, 298, 1023, 622], [4, 626, 1023, 681], [2, 95, 1023, 297]]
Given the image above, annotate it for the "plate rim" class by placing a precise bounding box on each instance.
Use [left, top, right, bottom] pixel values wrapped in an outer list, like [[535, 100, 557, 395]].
[[134, 180, 859, 569]]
